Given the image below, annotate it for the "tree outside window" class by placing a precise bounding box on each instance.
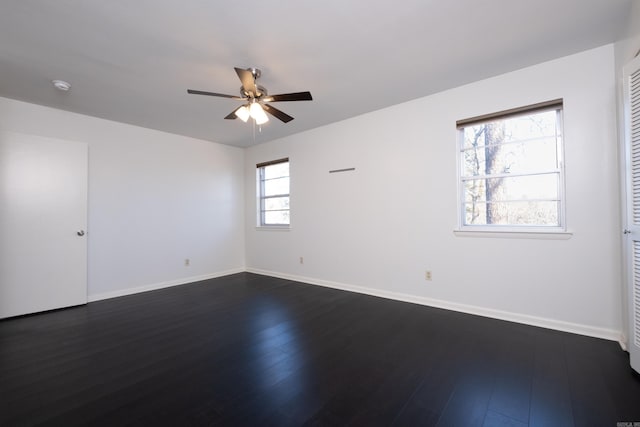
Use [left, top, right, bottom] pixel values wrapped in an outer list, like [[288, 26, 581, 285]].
[[458, 101, 564, 229]]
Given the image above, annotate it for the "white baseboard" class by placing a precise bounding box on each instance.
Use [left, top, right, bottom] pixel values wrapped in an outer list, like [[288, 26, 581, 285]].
[[87, 266, 624, 345], [246, 268, 624, 344], [87, 267, 245, 302], [619, 333, 629, 351]]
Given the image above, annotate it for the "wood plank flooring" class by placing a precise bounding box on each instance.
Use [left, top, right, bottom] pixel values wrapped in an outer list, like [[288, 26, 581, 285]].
[[1, 272, 639, 426]]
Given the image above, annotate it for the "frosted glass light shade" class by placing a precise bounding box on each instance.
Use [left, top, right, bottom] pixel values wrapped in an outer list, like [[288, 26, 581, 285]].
[[250, 102, 269, 125], [235, 105, 250, 122]]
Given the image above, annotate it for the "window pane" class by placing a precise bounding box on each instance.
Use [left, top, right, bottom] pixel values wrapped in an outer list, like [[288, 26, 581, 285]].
[[263, 177, 290, 196], [458, 104, 563, 230], [264, 210, 290, 225], [263, 196, 289, 211], [505, 110, 558, 143], [462, 110, 558, 150], [264, 162, 289, 179], [464, 174, 559, 203], [258, 160, 290, 226], [462, 137, 558, 176], [464, 201, 559, 226]]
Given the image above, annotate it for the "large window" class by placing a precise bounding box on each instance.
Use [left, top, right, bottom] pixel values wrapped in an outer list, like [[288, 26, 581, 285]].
[[257, 158, 290, 226], [457, 100, 565, 230]]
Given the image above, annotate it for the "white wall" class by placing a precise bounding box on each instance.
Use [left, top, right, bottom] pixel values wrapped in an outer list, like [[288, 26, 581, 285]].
[[0, 97, 245, 300], [245, 45, 622, 340], [614, 0, 640, 70]]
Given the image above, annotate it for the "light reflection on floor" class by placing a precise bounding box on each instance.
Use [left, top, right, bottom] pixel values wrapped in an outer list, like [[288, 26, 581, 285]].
[[247, 296, 310, 406]]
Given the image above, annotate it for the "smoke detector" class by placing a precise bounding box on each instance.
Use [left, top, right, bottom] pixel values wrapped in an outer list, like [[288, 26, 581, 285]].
[[52, 80, 71, 91]]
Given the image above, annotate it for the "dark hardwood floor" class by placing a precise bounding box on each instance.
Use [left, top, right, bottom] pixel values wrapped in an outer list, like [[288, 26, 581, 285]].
[[1, 272, 639, 426]]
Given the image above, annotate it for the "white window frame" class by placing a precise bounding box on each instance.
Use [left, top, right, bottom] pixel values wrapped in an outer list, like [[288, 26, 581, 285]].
[[256, 158, 290, 228], [455, 99, 566, 234]]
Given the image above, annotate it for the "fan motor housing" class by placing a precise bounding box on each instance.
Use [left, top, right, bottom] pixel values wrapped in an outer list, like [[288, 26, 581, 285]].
[[241, 84, 267, 98]]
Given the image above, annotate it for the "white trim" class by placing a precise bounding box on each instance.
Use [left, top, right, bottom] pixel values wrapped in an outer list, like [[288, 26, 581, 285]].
[[620, 332, 629, 352], [453, 230, 573, 239], [87, 267, 245, 302], [255, 226, 291, 231], [87, 266, 624, 345], [246, 268, 623, 343]]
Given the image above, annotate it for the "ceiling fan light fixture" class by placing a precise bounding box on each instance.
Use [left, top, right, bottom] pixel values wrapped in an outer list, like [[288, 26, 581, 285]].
[[250, 102, 269, 125], [188, 66, 312, 125], [235, 105, 250, 122]]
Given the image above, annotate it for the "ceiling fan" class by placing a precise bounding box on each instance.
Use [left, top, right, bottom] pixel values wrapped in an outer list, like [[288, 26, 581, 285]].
[[187, 67, 312, 125]]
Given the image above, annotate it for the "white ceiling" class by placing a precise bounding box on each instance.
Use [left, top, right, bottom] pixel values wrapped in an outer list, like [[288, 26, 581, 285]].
[[0, 0, 633, 147]]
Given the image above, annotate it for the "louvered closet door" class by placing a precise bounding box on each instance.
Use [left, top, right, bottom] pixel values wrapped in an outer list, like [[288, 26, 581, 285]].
[[624, 55, 640, 373]]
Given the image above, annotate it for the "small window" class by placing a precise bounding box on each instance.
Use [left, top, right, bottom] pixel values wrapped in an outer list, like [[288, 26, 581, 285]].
[[257, 158, 290, 226], [457, 100, 565, 231]]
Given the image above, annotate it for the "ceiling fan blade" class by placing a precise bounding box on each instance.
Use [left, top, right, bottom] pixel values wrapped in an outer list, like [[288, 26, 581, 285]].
[[263, 91, 313, 102], [235, 67, 256, 96], [187, 89, 245, 100], [262, 103, 294, 123], [224, 106, 244, 120]]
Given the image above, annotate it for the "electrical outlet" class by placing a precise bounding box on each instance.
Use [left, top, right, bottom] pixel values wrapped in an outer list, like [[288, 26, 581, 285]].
[[184, 258, 190, 267], [425, 271, 432, 281], [299, 256, 304, 265]]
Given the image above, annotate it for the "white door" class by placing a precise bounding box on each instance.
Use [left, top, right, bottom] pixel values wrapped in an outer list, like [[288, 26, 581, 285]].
[[0, 131, 88, 318], [623, 56, 640, 373]]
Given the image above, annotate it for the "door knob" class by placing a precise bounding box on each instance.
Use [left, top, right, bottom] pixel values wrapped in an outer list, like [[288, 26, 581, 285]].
[[77, 230, 85, 236]]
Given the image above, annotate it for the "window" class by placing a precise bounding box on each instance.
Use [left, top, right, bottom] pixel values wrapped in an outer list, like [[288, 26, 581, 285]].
[[457, 100, 564, 231], [257, 158, 290, 226]]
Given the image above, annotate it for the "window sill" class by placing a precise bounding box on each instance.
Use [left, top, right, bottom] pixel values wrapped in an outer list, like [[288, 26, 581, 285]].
[[453, 230, 573, 240], [255, 226, 291, 232]]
